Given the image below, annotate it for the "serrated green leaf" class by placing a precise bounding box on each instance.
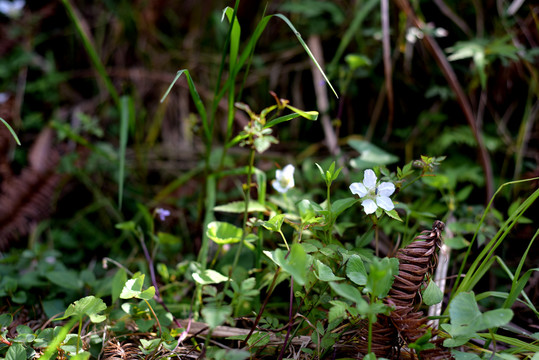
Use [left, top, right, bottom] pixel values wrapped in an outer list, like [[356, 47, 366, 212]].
[[264, 243, 309, 286], [57, 296, 107, 323], [365, 257, 399, 299], [6, 343, 26, 360], [346, 254, 367, 286], [384, 209, 402, 222]]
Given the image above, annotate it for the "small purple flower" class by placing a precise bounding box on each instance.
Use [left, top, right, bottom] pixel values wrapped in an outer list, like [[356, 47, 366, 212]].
[[155, 208, 170, 221]]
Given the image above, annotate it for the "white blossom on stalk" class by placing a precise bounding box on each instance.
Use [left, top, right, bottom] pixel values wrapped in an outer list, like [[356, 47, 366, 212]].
[[0, 0, 25, 18], [272, 164, 295, 193], [349, 169, 395, 215]]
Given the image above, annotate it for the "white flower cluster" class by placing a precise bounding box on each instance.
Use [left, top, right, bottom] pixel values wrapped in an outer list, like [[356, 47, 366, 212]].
[[406, 23, 448, 44]]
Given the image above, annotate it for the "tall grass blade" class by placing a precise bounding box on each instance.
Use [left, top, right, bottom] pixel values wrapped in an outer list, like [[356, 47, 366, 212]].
[[60, 0, 120, 106], [451, 181, 539, 299], [273, 14, 338, 99], [328, 0, 378, 74], [0, 117, 20, 145], [160, 70, 209, 142], [118, 96, 132, 210], [40, 318, 78, 360]]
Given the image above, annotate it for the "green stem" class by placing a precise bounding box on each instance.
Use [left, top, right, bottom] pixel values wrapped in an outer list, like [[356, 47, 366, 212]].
[[76, 318, 82, 354], [279, 230, 290, 251], [144, 299, 163, 336]]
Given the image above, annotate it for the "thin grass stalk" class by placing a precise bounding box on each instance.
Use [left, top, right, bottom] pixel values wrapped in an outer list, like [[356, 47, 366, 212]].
[[0, 117, 20, 145], [451, 186, 539, 303], [451, 178, 539, 294], [381, 0, 394, 141], [328, 0, 379, 75], [118, 96, 131, 210], [60, 0, 120, 106]]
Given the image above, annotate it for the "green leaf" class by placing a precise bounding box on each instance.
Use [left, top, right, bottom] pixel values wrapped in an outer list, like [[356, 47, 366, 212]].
[[115, 221, 137, 232], [346, 254, 367, 286], [422, 279, 443, 306], [445, 236, 469, 250], [348, 139, 398, 168], [45, 270, 83, 290], [192, 269, 229, 285], [384, 209, 402, 222], [329, 282, 365, 305], [285, 104, 318, 120], [138, 286, 156, 301], [201, 306, 232, 329], [451, 350, 482, 360], [328, 300, 348, 323], [119, 274, 155, 300], [0, 313, 12, 328], [264, 243, 309, 286], [214, 201, 266, 213], [448, 292, 481, 331], [57, 296, 107, 323], [6, 343, 26, 360], [111, 268, 127, 303], [365, 257, 399, 299], [206, 221, 243, 244], [261, 214, 285, 232], [479, 308, 513, 329], [331, 198, 357, 218], [345, 54, 372, 70], [315, 260, 345, 281], [0, 117, 21, 146]]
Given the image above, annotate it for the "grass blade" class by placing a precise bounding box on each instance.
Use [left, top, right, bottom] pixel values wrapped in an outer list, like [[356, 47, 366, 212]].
[[161, 70, 209, 142], [61, 0, 120, 106], [118, 96, 132, 210], [0, 116, 21, 145]]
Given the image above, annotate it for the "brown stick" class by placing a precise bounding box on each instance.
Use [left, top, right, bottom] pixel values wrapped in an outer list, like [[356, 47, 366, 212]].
[[394, 0, 494, 201]]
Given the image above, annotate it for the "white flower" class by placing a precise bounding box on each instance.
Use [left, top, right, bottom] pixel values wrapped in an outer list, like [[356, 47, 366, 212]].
[[155, 208, 170, 221], [272, 164, 295, 193], [0, 0, 25, 18], [349, 169, 395, 215]]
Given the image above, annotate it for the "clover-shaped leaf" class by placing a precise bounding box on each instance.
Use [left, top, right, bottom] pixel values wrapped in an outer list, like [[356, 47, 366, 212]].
[[120, 274, 156, 301], [57, 296, 107, 323]]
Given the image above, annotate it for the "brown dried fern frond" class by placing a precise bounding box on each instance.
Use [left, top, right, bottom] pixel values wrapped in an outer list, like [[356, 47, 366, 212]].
[[0, 128, 65, 249], [352, 220, 453, 360], [102, 340, 142, 360]]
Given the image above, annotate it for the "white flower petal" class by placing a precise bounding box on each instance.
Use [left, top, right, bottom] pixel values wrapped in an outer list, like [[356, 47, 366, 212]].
[[361, 199, 377, 214], [272, 180, 288, 193], [350, 182, 368, 197], [376, 196, 394, 211], [363, 169, 377, 190], [377, 182, 395, 197], [282, 164, 295, 177]]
